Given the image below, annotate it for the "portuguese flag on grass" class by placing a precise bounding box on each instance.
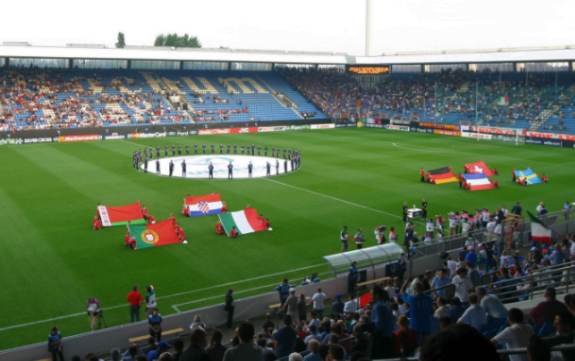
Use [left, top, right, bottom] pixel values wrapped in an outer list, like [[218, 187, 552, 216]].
[[128, 219, 182, 250], [218, 208, 269, 236], [98, 202, 147, 227]]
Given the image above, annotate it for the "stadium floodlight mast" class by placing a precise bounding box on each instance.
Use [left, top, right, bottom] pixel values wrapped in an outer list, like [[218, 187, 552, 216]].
[[365, 0, 374, 56]]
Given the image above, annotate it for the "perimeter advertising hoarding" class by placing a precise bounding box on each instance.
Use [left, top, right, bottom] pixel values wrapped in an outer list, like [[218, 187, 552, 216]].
[[57, 134, 102, 143], [385, 124, 410, 132]]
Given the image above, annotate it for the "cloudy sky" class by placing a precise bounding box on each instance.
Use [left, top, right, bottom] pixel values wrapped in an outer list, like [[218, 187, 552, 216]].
[[0, 0, 573, 55]]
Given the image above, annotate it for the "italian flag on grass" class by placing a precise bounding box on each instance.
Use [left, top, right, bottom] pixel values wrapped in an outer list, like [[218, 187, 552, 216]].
[[218, 208, 270, 236], [528, 211, 552, 244], [128, 219, 182, 250]]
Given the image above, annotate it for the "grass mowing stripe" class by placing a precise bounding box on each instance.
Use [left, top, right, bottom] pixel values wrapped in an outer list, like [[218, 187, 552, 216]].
[[264, 178, 402, 219], [0, 128, 573, 349], [0, 262, 325, 333]]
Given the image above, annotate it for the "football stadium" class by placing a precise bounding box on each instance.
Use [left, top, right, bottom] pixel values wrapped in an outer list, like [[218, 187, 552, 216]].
[[1, 1, 575, 360]]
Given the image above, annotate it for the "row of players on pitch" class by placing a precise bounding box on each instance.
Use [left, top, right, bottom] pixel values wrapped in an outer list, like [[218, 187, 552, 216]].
[[132, 144, 301, 168], [142, 156, 298, 178]]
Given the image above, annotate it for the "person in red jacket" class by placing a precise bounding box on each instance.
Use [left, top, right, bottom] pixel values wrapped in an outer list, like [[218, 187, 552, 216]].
[[420, 168, 425, 182], [530, 287, 569, 331], [127, 286, 144, 322], [215, 222, 225, 235], [92, 215, 102, 230], [230, 226, 239, 238], [394, 315, 418, 358]]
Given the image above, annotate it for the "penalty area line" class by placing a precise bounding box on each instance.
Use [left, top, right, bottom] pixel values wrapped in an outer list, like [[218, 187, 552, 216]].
[[263, 178, 402, 220]]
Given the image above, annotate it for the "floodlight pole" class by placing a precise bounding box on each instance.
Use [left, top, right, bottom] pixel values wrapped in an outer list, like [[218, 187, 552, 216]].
[[365, 0, 373, 56]]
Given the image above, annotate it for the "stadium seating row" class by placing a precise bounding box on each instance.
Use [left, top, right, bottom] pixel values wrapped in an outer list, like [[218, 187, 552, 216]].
[[0, 69, 326, 131]]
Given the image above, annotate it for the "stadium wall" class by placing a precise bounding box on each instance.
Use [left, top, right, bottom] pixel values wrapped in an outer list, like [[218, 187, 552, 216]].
[[0, 119, 334, 145], [364, 119, 575, 149]]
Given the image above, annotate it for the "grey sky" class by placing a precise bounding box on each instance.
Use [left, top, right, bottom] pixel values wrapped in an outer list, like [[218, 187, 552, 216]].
[[1, 0, 573, 55]]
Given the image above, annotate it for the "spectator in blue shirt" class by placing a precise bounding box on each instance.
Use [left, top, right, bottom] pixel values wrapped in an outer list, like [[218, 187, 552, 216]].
[[276, 279, 291, 306], [148, 309, 162, 342], [48, 327, 64, 361], [431, 268, 451, 298], [274, 315, 297, 358], [465, 249, 478, 269], [403, 281, 434, 344], [370, 286, 395, 358], [303, 339, 322, 361]]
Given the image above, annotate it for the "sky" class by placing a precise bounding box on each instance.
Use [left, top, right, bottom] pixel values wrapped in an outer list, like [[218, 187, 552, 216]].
[[0, 0, 574, 55]]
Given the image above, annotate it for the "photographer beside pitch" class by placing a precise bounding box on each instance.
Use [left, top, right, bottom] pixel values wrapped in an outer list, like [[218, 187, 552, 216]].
[[87, 297, 103, 331]]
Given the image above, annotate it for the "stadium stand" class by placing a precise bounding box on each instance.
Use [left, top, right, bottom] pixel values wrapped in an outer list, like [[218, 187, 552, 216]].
[[13, 206, 573, 361], [282, 68, 575, 133], [0, 69, 326, 130]]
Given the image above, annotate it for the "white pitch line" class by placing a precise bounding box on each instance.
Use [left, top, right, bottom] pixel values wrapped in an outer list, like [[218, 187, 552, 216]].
[[264, 178, 402, 220], [172, 270, 333, 312], [0, 263, 325, 333], [391, 142, 441, 153]]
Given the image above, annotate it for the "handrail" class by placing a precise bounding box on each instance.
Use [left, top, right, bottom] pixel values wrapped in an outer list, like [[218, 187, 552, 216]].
[[373, 343, 575, 361], [418, 260, 575, 302]]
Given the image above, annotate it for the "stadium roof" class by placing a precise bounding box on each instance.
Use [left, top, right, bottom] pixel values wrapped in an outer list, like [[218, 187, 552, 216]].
[[1, 43, 575, 65]]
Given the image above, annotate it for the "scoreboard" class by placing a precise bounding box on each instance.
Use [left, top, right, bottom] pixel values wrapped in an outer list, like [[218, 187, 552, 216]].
[[347, 65, 391, 75]]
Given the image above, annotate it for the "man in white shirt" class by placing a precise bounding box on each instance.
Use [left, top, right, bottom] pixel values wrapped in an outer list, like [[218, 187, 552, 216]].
[[491, 308, 533, 361], [477, 287, 508, 321], [446, 255, 458, 278], [452, 267, 473, 303], [461, 218, 471, 237], [343, 296, 358, 315], [457, 293, 487, 331], [311, 288, 326, 319]]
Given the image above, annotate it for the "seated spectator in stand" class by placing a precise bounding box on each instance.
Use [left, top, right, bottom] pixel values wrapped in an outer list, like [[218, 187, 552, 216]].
[[477, 287, 508, 322], [181, 328, 209, 361], [529, 287, 570, 332], [438, 316, 453, 330], [452, 267, 473, 304], [326, 345, 345, 361], [223, 322, 264, 361], [148, 341, 170, 361], [458, 293, 487, 331], [527, 335, 551, 361], [393, 315, 418, 358], [431, 268, 451, 298], [273, 315, 297, 359], [542, 312, 575, 361], [288, 353, 303, 361], [331, 294, 344, 318], [303, 339, 322, 361], [420, 324, 499, 361], [491, 308, 534, 361], [173, 339, 184, 361], [565, 294, 575, 316], [122, 343, 139, 361], [434, 297, 451, 320], [206, 330, 226, 361]]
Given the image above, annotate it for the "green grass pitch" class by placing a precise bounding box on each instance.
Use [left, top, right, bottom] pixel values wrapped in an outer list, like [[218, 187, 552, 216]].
[[0, 128, 573, 349]]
